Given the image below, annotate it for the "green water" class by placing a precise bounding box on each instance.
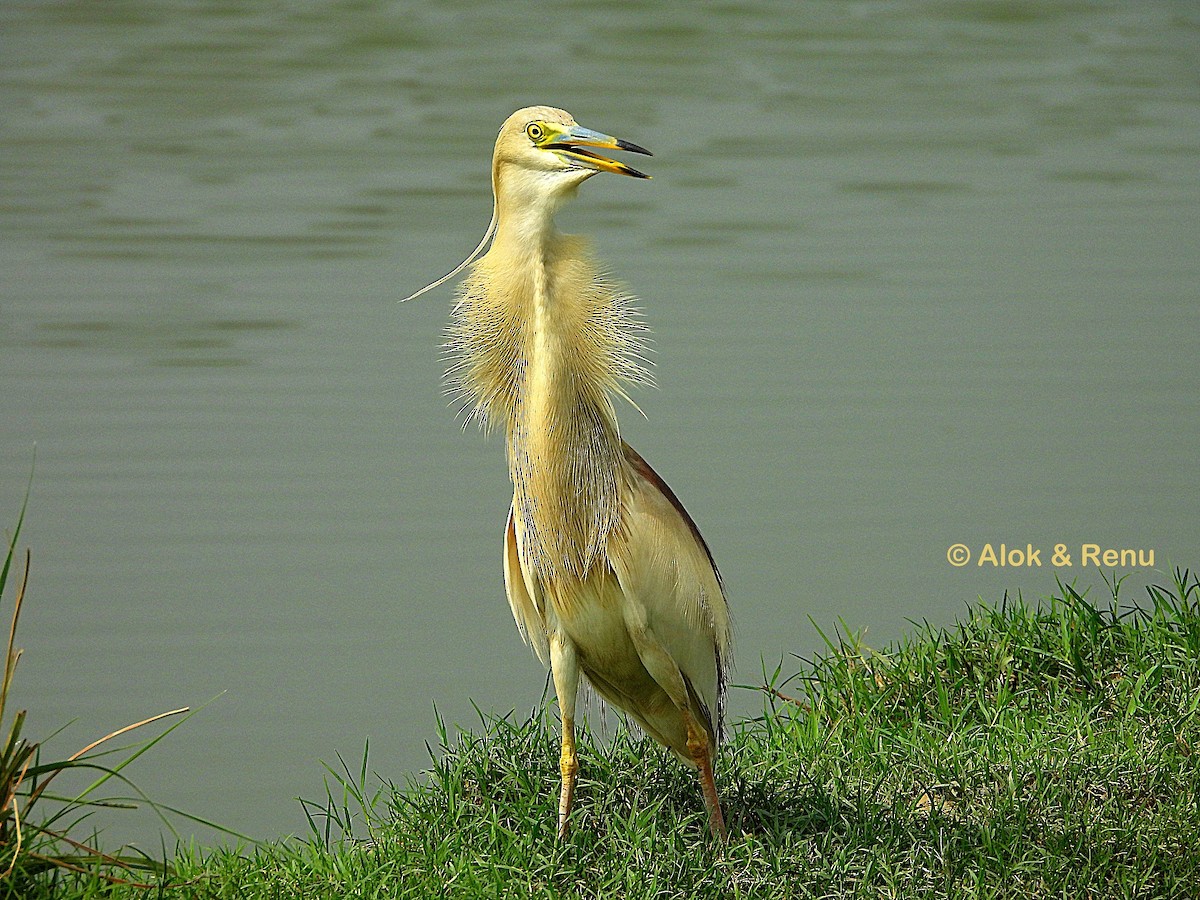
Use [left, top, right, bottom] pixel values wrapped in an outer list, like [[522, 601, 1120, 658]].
[[1, 1, 1197, 845]]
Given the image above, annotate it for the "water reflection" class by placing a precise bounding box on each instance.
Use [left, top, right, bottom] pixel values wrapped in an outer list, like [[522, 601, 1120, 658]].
[[33, 319, 297, 368]]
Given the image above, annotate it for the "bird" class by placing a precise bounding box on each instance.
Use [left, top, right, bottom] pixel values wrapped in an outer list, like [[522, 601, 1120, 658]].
[[404, 106, 732, 842]]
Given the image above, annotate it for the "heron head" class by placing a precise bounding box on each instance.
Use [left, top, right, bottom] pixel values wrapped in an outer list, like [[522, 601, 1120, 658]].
[[401, 108, 651, 302], [493, 106, 651, 200]]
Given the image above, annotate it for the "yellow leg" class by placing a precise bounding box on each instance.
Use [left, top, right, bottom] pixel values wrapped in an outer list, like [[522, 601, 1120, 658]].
[[550, 632, 580, 840], [558, 715, 579, 840], [685, 714, 727, 843]]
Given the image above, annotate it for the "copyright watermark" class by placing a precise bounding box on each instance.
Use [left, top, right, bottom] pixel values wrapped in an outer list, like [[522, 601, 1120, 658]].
[[946, 543, 1155, 568]]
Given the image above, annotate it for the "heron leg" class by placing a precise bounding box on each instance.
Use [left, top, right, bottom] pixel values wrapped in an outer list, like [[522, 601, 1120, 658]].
[[558, 715, 578, 839], [619, 611, 728, 842], [685, 712, 727, 844], [550, 632, 580, 840]]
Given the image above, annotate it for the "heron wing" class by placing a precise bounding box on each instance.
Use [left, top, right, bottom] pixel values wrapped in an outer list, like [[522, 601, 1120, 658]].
[[503, 504, 550, 665], [609, 443, 732, 740]]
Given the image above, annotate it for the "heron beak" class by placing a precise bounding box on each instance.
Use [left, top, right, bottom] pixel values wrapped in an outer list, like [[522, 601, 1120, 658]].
[[547, 125, 652, 179]]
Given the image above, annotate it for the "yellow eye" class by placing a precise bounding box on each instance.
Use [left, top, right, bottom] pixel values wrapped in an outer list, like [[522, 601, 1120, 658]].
[[526, 122, 544, 142]]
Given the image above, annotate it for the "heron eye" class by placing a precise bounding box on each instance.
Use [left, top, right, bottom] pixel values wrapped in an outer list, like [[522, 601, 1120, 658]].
[[526, 123, 544, 142]]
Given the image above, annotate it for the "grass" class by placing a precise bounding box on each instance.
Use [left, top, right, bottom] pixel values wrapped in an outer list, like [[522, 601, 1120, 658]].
[[16, 567, 1197, 898], [0, 483, 239, 898]]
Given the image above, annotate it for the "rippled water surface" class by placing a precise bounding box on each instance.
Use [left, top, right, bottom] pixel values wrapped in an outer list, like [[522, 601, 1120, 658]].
[[2, 1, 1197, 845]]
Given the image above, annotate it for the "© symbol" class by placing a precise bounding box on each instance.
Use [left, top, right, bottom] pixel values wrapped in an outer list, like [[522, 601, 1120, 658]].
[[947, 544, 970, 567]]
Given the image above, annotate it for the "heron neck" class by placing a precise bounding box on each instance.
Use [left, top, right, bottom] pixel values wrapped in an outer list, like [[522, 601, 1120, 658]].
[[505, 230, 625, 578], [480, 205, 620, 574], [449, 179, 642, 577]]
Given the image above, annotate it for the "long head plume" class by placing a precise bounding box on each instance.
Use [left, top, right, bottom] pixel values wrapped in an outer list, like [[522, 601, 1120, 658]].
[[399, 200, 497, 303]]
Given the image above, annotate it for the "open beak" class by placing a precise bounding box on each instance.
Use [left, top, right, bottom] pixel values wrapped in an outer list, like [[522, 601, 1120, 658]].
[[546, 124, 652, 179]]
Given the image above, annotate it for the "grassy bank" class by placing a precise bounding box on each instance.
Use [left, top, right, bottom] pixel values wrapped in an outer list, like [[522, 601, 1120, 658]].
[[15, 570, 1200, 899]]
